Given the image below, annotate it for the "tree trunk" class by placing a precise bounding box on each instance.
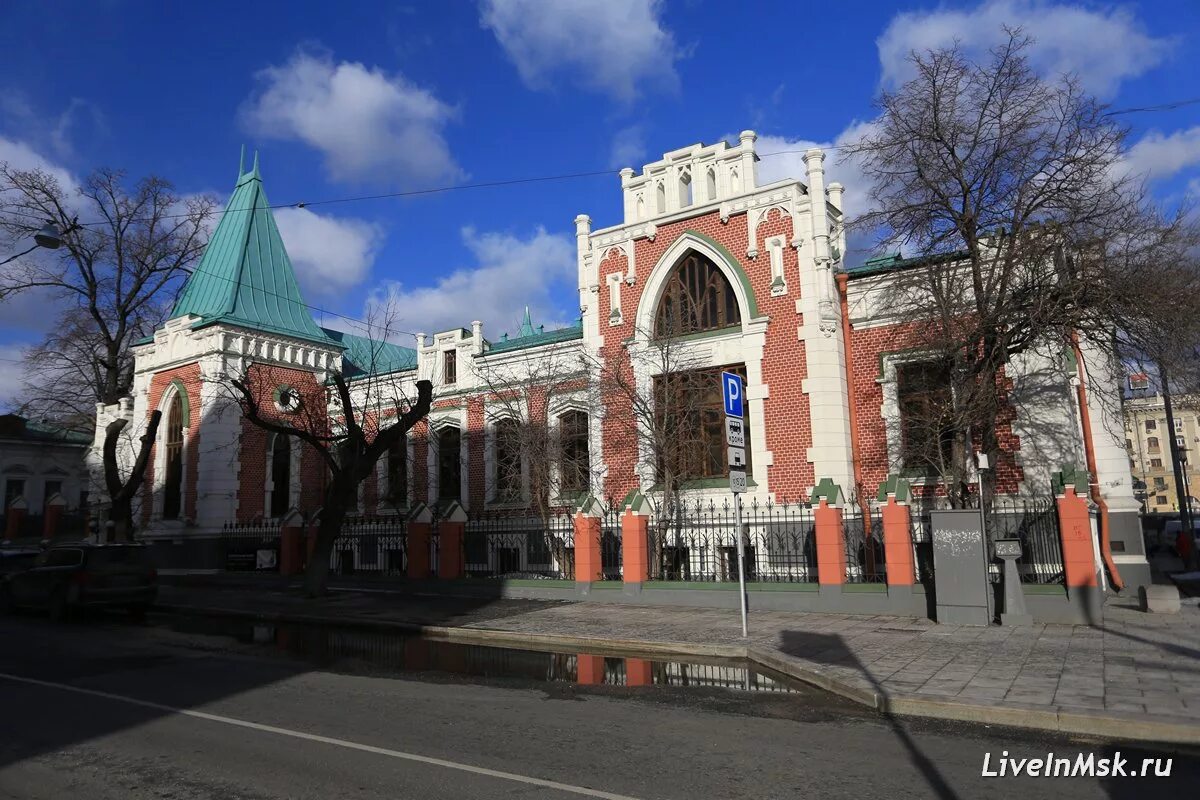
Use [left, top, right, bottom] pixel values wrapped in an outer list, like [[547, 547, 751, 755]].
[[303, 481, 355, 597]]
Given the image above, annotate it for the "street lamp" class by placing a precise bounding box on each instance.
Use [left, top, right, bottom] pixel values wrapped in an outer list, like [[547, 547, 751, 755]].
[[33, 221, 65, 249], [0, 219, 73, 266]]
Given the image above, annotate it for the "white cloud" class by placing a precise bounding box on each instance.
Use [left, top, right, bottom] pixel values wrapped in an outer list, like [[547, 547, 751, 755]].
[[756, 120, 879, 222], [365, 226, 575, 337], [0, 136, 80, 196], [274, 207, 383, 295], [242, 49, 463, 185], [877, 0, 1173, 97], [480, 0, 679, 101], [609, 124, 646, 169], [1120, 126, 1200, 185], [755, 121, 885, 262]]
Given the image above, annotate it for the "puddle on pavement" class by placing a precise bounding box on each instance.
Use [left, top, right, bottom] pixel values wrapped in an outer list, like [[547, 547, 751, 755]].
[[154, 613, 804, 696]]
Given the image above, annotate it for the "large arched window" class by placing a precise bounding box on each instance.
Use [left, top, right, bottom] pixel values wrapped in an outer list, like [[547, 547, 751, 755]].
[[493, 418, 523, 503], [654, 251, 741, 337], [558, 410, 589, 495], [437, 426, 462, 504], [162, 394, 184, 520], [269, 434, 291, 518]]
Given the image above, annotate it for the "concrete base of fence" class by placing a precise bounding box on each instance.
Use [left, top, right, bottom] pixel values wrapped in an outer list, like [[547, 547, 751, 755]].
[[339, 576, 1101, 623]]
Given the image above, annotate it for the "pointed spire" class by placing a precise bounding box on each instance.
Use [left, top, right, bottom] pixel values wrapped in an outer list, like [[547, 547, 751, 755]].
[[238, 144, 245, 179], [518, 306, 535, 338], [251, 150, 260, 179]]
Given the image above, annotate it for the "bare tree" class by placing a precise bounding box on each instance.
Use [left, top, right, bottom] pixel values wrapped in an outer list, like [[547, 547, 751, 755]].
[[842, 30, 1197, 502], [101, 411, 162, 541], [581, 318, 715, 578], [0, 166, 215, 426], [220, 303, 432, 596], [472, 344, 596, 573]]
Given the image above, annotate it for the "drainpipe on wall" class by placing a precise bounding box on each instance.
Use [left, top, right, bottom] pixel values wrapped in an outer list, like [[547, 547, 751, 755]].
[[1071, 334, 1124, 591]]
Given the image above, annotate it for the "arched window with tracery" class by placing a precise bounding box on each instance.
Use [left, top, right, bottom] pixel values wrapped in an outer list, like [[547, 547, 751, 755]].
[[654, 251, 742, 337], [162, 394, 184, 520]]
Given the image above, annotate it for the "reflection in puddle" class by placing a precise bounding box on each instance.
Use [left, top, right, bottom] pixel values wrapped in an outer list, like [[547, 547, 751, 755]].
[[163, 615, 797, 693]]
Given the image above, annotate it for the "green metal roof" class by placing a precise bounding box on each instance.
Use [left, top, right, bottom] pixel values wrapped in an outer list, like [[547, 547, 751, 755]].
[[0, 415, 92, 445], [322, 328, 417, 378], [169, 153, 333, 346], [844, 249, 968, 279], [487, 308, 583, 354]]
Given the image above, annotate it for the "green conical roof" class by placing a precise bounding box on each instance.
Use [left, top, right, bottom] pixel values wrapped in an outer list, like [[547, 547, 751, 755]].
[[169, 155, 333, 345]]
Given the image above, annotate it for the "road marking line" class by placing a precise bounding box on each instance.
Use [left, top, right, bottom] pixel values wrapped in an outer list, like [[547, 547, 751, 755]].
[[0, 672, 643, 800]]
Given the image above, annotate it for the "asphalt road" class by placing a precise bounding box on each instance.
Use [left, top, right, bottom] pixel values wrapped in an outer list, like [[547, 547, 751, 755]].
[[0, 613, 1196, 799]]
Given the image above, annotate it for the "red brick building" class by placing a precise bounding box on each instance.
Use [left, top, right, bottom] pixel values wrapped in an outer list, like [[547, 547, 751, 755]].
[[89, 136, 1149, 589]]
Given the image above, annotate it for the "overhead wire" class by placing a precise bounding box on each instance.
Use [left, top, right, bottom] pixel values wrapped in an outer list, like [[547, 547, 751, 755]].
[[2, 96, 1198, 347]]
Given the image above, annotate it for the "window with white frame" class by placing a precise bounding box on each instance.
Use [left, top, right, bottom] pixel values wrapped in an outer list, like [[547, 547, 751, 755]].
[[492, 418, 523, 503]]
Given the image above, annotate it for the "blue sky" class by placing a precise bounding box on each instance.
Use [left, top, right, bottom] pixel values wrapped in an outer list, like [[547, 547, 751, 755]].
[[2, 0, 1199, 395]]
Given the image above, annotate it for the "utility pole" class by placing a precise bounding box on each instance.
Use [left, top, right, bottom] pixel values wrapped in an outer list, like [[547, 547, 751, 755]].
[[1160, 362, 1197, 570]]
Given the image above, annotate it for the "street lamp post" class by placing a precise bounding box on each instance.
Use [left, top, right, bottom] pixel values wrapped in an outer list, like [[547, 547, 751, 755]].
[[0, 220, 71, 267]]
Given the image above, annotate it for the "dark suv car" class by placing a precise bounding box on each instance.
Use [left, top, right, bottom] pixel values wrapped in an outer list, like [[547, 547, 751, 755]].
[[0, 542, 157, 620]]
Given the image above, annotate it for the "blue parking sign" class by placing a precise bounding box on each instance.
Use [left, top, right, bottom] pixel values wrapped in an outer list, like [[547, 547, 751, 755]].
[[721, 372, 743, 418]]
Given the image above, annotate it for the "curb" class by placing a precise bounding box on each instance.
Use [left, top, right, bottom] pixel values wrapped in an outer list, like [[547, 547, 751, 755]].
[[155, 602, 1200, 746]]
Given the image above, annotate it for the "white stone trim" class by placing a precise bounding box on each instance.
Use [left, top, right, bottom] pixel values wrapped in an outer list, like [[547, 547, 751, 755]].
[[626, 233, 772, 499]]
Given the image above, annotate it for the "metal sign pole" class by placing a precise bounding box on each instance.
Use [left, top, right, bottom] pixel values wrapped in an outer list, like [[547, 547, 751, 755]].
[[734, 491, 748, 638], [721, 370, 749, 638]]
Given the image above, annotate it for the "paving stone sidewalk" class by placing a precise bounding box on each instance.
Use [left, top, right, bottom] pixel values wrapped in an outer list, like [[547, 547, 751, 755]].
[[158, 582, 1200, 734]]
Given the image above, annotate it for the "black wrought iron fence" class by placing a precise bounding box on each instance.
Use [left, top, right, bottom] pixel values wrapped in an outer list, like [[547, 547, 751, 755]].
[[330, 514, 408, 576], [464, 512, 576, 579], [220, 518, 281, 571], [843, 499, 886, 583], [599, 500, 623, 580], [987, 496, 1064, 585], [647, 497, 817, 583]]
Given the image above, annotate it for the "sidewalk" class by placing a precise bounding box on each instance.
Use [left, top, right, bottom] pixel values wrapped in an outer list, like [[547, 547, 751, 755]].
[[155, 579, 1200, 745]]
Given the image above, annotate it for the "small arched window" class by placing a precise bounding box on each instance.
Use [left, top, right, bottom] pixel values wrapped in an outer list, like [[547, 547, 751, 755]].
[[162, 393, 184, 520], [1147, 436, 1160, 452], [678, 171, 692, 207], [636, 194, 646, 220], [656, 182, 666, 214], [655, 251, 741, 337], [269, 434, 291, 518], [706, 167, 717, 200]]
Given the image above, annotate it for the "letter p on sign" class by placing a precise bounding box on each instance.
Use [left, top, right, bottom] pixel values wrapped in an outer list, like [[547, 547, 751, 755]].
[[722, 372, 743, 418]]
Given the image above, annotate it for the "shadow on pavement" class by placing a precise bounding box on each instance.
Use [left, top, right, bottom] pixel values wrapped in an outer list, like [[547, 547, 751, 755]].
[[778, 629, 1199, 799]]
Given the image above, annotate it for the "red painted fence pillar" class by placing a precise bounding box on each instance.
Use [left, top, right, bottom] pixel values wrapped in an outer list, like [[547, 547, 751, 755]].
[[407, 503, 432, 579], [437, 501, 467, 579], [625, 658, 653, 687], [577, 653, 605, 686], [574, 508, 602, 583], [880, 497, 915, 587], [279, 509, 305, 576], [42, 493, 66, 541], [4, 496, 27, 542], [814, 499, 846, 586], [621, 506, 649, 584]]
